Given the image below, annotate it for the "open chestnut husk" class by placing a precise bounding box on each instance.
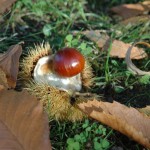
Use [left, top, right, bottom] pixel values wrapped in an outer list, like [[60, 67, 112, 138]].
[[20, 43, 93, 121]]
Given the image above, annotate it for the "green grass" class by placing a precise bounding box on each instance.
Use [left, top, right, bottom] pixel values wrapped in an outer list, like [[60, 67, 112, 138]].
[[0, 0, 149, 149]]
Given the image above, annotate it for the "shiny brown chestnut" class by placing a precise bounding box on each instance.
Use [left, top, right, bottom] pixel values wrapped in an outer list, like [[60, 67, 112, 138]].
[[53, 47, 85, 77]]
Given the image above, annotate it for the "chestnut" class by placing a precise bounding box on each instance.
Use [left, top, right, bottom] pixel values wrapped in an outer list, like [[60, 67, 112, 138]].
[[53, 47, 85, 77]]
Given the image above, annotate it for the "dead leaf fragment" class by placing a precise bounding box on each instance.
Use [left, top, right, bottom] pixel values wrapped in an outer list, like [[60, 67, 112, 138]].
[[0, 69, 8, 90], [0, 85, 4, 90], [120, 15, 150, 26], [0, 0, 16, 14], [82, 30, 147, 59], [138, 106, 150, 116], [0, 44, 22, 88], [0, 89, 51, 150], [111, 1, 150, 19], [125, 42, 150, 75], [105, 40, 147, 59], [77, 99, 150, 148]]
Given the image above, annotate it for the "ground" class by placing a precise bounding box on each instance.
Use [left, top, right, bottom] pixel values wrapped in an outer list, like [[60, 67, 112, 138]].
[[0, 0, 149, 149]]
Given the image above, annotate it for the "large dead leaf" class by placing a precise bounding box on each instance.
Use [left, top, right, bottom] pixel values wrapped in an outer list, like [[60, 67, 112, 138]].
[[0, 0, 16, 14], [0, 89, 51, 150], [0, 44, 22, 88], [82, 30, 147, 59], [77, 99, 150, 148], [111, 1, 150, 19]]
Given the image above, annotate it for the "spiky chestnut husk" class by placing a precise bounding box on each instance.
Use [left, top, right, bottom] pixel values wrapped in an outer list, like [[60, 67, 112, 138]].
[[20, 43, 93, 121], [26, 81, 88, 121], [20, 43, 52, 80]]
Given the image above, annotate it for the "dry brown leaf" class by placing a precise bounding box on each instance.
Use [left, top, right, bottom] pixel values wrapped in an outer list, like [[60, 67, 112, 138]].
[[125, 42, 150, 75], [0, 85, 4, 91], [0, 44, 22, 88], [120, 15, 150, 26], [111, 1, 150, 19], [77, 99, 150, 148], [0, 69, 8, 90], [82, 30, 147, 59], [138, 106, 150, 116], [0, 0, 16, 14], [0, 89, 52, 150]]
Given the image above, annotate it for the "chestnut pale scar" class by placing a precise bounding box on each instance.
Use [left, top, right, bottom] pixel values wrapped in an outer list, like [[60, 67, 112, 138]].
[[40, 60, 53, 74]]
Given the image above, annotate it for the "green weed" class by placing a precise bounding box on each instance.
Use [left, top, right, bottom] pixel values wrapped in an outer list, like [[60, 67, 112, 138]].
[[65, 34, 93, 56], [65, 119, 113, 150]]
